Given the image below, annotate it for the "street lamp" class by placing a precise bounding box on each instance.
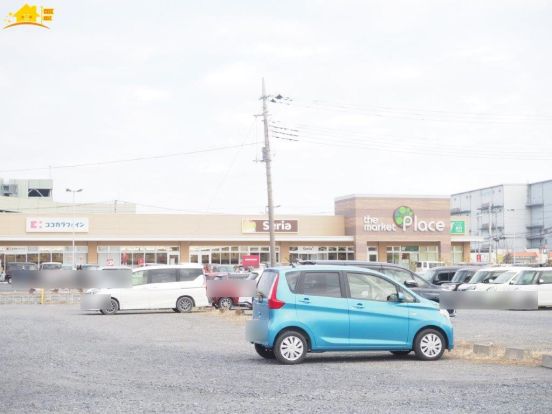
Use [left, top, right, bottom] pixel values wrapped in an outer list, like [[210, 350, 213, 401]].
[[66, 188, 83, 269]]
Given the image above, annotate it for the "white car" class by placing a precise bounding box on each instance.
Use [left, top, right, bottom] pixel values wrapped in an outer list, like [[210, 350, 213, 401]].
[[85, 264, 209, 315], [491, 267, 552, 307], [478, 267, 534, 291], [457, 267, 512, 291]]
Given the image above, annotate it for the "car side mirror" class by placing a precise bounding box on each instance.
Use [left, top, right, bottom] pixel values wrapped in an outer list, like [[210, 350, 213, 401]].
[[388, 292, 405, 302], [404, 280, 418, 288], [509, 280, 515, 285], [538, 278, 545, 284]]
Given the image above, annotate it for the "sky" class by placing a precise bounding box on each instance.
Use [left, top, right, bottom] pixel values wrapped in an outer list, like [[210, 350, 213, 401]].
[[1, 0, 551, 215]]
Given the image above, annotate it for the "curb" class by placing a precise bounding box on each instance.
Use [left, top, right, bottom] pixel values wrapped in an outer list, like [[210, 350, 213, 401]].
[[463, 342, 552, 368]]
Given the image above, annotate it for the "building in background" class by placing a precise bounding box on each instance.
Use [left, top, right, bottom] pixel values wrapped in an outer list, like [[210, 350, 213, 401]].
[[0, 178, 135, 214], [451, 180, 552, 264]]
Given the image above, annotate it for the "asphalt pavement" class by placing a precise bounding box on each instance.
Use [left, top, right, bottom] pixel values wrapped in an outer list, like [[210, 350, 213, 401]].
[[0, 305, 551, 413]]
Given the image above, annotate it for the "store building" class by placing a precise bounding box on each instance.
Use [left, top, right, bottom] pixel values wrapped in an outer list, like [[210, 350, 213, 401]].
[[0, 195, 470, 269], [336, 195, 471, 270]]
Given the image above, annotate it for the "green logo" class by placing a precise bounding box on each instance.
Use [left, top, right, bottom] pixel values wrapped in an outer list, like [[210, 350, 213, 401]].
[[393, 206, 414, 226], [450, 220, 465, 234]]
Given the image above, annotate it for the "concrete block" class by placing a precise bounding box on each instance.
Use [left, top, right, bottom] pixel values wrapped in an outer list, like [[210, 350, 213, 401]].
[[505, 348, 527, 360], [473, 344, 493, 356], [542, 355, 552, 369]]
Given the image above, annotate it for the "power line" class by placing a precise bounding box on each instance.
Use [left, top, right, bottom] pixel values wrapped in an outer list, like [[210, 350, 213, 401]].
[[0, 142, 258, 174]]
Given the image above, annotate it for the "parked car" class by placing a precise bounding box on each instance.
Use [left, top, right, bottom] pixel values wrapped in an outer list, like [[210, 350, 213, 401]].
[[441, 267, 480, 291], [457, 267, 511, 291], [39, 262, 63, 270], [5, 262, 38, 284], [299, 260, 446, 304], [491, 267, 552, 307], [423, 266, 462, 285], [482, 267, 535, 291], [246, 265, 454, 364], [84, 264, 209, 315], [415, 261, 445, 274], [78, 264, 101, 270]]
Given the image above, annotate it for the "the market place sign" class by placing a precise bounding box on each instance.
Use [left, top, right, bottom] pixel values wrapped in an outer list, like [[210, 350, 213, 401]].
[[363, 206, 448, 233]]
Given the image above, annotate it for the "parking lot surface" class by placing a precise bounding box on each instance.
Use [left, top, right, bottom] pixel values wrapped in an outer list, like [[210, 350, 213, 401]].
[[1, 305, 551, 413], [453, 309, 552, 351]]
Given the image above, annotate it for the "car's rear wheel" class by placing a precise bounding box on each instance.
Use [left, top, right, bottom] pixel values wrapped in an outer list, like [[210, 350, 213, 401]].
[[218, 297, 233, 310], [100, 298, 119, 315], [414, 329, 445, 361], [175, 296, 194, 313], [254, 344, 275, 359], [6, 277, 12, 284], [274, 330, 307, 365], [390, 350, 411, 356]]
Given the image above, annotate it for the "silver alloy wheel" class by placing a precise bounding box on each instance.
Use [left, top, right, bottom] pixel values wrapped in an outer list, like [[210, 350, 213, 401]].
[[420, 333, 442, 358], [177, 297, 193, 312], [279, 335, 304, 362], [219, 297, 233, 309]]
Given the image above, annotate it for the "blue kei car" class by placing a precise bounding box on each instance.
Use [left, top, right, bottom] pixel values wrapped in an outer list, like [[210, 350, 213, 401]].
[[246, 265, 454, 364]]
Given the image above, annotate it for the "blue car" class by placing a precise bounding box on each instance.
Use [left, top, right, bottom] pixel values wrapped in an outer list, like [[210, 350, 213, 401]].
[[246, 265, 454, 364]]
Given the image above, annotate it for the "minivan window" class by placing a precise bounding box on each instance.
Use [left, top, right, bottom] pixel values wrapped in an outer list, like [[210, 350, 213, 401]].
[[513, 271, 538, 285], [285, 271, 300, 292], [257, 271, 277, 298], [178, 268, 203, 281], [132, 271, 146, 286], [541, 271, 552, 284], [491, 271, 518, 284], [148, 268, 177, 283], [301, 272, 342, 298]]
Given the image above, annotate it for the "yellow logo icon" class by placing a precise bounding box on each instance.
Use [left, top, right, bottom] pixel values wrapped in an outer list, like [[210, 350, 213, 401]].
[[4, 3, 54, 29]]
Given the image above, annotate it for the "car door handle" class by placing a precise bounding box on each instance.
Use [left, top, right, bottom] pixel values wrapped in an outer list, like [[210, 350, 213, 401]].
[[353, 303, 364, 309], [299, 298, 311, 304]]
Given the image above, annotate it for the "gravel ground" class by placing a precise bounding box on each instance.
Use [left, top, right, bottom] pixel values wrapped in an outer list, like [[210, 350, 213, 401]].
[[452, 309, 552, 351], [1, 305, 551, 413]]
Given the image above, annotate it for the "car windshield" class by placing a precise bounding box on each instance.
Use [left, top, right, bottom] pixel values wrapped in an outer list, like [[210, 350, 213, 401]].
[[8, 263, 38, 271], [491, 271, 518, 284], [451, 269, 475, 283], [41, 263, 62, 270], [469, 270, 506, 284]]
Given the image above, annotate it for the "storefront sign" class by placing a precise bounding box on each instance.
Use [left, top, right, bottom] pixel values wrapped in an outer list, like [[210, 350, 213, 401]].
[[450, 220, 466, 234], [26, 217, 89, 233], [242, 219, 298, 233], [363, 206, 446, 233], [241, 255, 260, 268]]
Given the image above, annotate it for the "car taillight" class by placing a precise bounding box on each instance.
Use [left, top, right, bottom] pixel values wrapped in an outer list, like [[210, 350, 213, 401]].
[[268, 274, 285, 309]]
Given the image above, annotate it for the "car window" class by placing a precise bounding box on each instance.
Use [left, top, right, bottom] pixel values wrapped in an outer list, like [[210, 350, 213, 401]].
[[148, 268, 177, 284], [285, 271, 300, 292], [413, 274, 430, 287], [347, 273, 398, 302], [178, 268, 203, 281], [132, 271, 146, 286], [257, 271, 277, 297], [514, 271, 539, 285], [436, 271, 455, 282], [301, 272, 342, 298], [379, 267, 413, 284], [491, 271, 518, 284], [540, 271, 552, 284]]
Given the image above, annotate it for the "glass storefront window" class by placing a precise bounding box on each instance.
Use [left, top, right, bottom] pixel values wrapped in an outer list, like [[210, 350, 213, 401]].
[[97, 246, 179, 268], [288, 246, 355, 262], [189, 246, 280, 265], [452, 245, 464, 264]]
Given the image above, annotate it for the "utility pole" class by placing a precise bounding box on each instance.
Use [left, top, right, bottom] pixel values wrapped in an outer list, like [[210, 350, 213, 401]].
[[488, 204, 493, 264], [261, 79, 276, 267]]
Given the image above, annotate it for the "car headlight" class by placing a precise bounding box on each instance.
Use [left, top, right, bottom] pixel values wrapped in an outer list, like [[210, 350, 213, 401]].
[[439, 309, 451, 320], [85, 288, 98, 294]]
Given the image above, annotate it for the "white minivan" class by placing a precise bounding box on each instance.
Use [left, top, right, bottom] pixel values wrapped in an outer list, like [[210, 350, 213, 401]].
[[86, 264, 209, 314]]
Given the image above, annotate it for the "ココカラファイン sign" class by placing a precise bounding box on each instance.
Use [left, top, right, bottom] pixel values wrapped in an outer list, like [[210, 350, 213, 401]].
[[26, 218, 89, 233]]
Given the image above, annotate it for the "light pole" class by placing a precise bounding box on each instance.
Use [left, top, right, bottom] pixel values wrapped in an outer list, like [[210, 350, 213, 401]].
[[66, 188, 83, 268]]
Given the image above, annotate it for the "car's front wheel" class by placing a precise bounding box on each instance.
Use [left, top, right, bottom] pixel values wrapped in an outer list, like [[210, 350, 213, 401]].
[[100, 298, 119, 315], [175, 296, 194, 313], [414, 329, 445, 361], [254, 344, 275, 359], [274, 330, 307, 365], [218, 297, 233, 310]]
